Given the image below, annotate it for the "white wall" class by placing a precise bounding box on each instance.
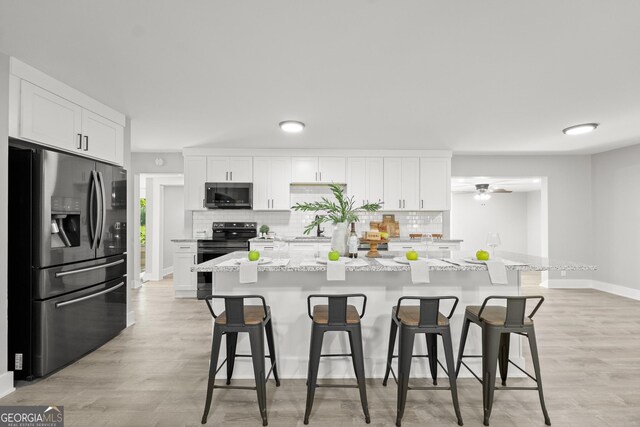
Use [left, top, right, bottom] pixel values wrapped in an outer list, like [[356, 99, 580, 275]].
[[162, 185, 184, 274], [145, 176, 184, 281], [527, 190, 542, 256], [451, 192, 529, 254], [592, 143, 640, 291], [452, 156, 590, 279], [131, 152, 183, 174], [0, 51, 14, 396]]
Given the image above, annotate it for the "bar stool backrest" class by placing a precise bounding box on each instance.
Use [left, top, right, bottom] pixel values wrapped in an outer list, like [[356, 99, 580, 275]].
[[307, 293, 367, 326], [478, 295, 545, 327], [204, 294, 268, 327], [396, 296, 459, 327]]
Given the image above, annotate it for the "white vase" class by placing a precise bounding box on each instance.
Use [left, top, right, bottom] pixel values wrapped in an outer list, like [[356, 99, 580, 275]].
[[331, 222, 349, 256]]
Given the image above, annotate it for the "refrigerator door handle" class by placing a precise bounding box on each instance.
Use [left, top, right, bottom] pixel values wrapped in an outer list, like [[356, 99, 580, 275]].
[[55, 281, 124, 308], [55, 258, 125, 278], [96, 171, 106, 249], [89, 171, 98, 249]]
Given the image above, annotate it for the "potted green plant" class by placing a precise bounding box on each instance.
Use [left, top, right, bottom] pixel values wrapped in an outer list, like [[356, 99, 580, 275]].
[[259, 224, 270, 238], [292, 184, 382, 254]]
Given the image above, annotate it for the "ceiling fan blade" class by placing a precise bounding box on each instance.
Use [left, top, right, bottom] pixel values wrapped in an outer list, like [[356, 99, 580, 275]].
[[491, 188, 512, 193]]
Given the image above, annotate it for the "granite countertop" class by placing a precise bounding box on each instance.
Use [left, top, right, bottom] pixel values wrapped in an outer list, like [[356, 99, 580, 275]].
[[192, 250, 597, 273], [249, 237, 463, 243]]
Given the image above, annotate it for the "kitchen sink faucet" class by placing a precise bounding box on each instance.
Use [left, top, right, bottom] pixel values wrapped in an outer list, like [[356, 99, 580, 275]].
[[315, 215, 325, 237]]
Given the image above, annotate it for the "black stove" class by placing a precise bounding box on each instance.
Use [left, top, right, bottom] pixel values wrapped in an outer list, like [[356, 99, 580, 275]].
[[197, 222, 257, 299]]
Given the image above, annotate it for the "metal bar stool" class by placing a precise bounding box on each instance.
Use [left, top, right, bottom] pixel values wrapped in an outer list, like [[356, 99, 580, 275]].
[[455, 295, 550, 426], [382, 296, 463, 427], [303, 293, 371, 425], [201, 295, 280, 426]]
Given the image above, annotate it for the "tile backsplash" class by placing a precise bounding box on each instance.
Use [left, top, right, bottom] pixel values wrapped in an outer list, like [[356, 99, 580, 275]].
[[192, 185, 445, 238]]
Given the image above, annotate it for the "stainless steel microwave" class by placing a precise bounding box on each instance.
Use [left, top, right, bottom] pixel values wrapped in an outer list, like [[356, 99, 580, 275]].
[[205, 182, 253, 209]]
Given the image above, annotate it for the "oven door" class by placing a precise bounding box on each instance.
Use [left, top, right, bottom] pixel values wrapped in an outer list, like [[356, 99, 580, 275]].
[[205, 183, 253, 209], [196, 246, 247, 299]]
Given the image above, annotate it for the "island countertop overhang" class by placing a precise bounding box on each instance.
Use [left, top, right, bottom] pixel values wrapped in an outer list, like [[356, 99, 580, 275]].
[[192, 251, 597, 273]]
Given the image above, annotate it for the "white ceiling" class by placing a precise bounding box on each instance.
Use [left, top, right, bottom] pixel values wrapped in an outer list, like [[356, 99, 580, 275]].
[[452, 177, 541, 193], [1, 1, 639, 154]]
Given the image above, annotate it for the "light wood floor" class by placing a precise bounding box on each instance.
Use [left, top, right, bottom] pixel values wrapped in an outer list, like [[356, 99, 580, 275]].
[[2, 273, 639, 426]]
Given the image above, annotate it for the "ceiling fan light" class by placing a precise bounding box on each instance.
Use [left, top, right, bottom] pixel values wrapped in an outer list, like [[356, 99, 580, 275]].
[[562, 123, 598, 135]]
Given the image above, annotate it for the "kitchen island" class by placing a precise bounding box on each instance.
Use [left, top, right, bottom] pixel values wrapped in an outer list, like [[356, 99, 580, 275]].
[[193, 251, 595, 379]]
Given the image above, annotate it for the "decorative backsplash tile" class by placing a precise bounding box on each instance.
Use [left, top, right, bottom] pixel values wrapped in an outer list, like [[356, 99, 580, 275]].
[[192, 186, 445, 238]]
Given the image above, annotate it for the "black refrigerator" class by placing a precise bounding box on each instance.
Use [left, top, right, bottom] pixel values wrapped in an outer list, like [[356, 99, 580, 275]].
[[8, 140, 127, 380]]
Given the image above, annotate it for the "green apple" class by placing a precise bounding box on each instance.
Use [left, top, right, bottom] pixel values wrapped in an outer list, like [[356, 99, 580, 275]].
[[328, 250, 340, 261], [248, 250, 260, 261], [380, 232, 389, 239], [406, 250, 419, 261], [476, 250, 490, 261]]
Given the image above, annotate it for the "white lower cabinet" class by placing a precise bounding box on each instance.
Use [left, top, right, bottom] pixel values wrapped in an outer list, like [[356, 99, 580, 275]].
[[250, 242, 289, 252], [388, 242, 428, 252], [173, 243, 197, 298], [427, 242, 460, 251]]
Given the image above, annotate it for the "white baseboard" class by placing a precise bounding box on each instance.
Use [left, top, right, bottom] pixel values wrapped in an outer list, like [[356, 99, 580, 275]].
[[162, 266, 174, 278], [127, 310, 136, 327], [540, 279, 592, 289], [541, 279, 640, 301], [591, 280, 640, 300], [0, 371, 15, 398], [131, 279, 142, 289]]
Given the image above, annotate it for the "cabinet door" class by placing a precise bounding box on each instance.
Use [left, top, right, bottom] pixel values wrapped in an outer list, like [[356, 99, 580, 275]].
[[318, 157, 346, 183], [289, 242, 318, 252], [20, 80, 82, 152], [269, 157, 292, 210], [228, 157, 253, 182], [401, 158, 420, 210], [292, 157, 318, 182], [184, 157, 207, 210], [347, 158, 368, 205], [252, 157, 270, 210], [81, 109, 124, 165], [383, 158, 403, 210], [366, 158, 384, 204], [420, 157, 451, 210], [206, 157, 229, 182], [173, 251, 197, 290]]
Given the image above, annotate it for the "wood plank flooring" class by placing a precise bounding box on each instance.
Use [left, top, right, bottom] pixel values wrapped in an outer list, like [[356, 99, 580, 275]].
[[1, 273, 639, 426]]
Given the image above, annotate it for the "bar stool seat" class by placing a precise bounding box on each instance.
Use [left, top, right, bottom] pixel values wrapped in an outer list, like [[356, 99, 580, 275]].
[[465, 305, 533, 326], [383, 296, 463, 427], [304, 294, 370, 425], [392, 306, 449, 326], [216, 305, 271, 325], [201, 295, 280, 426], [456, 296, 550, 426], [312, 304, 360, 324]]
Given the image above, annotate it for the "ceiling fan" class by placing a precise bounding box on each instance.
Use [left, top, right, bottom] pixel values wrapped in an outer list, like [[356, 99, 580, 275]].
[[458, 183, 513, 201]]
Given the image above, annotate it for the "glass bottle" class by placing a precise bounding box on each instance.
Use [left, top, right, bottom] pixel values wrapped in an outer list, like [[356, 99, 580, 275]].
[[348, 223, 359, 259]]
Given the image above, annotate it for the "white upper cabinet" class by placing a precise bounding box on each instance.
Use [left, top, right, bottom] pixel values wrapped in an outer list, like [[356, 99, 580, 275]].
[[253, 157, 291, 210], [184, 157, 207, 210], [11, 60, 126, 165], [20, 81, 82, 153], [383, 157, 420, 210], [81, 109, 124, 165], [318, 157, 346, 183], [348, 157, 383, 206], [292, 157, 318, 182], [292, 157, 346, 183], [206, 157, 252, 182], [419, 157, 451, 210]]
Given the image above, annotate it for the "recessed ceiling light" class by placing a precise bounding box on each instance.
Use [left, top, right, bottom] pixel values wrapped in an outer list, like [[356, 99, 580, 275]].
[[562, 123, 598, 135], [279, 120, 305, 133]]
